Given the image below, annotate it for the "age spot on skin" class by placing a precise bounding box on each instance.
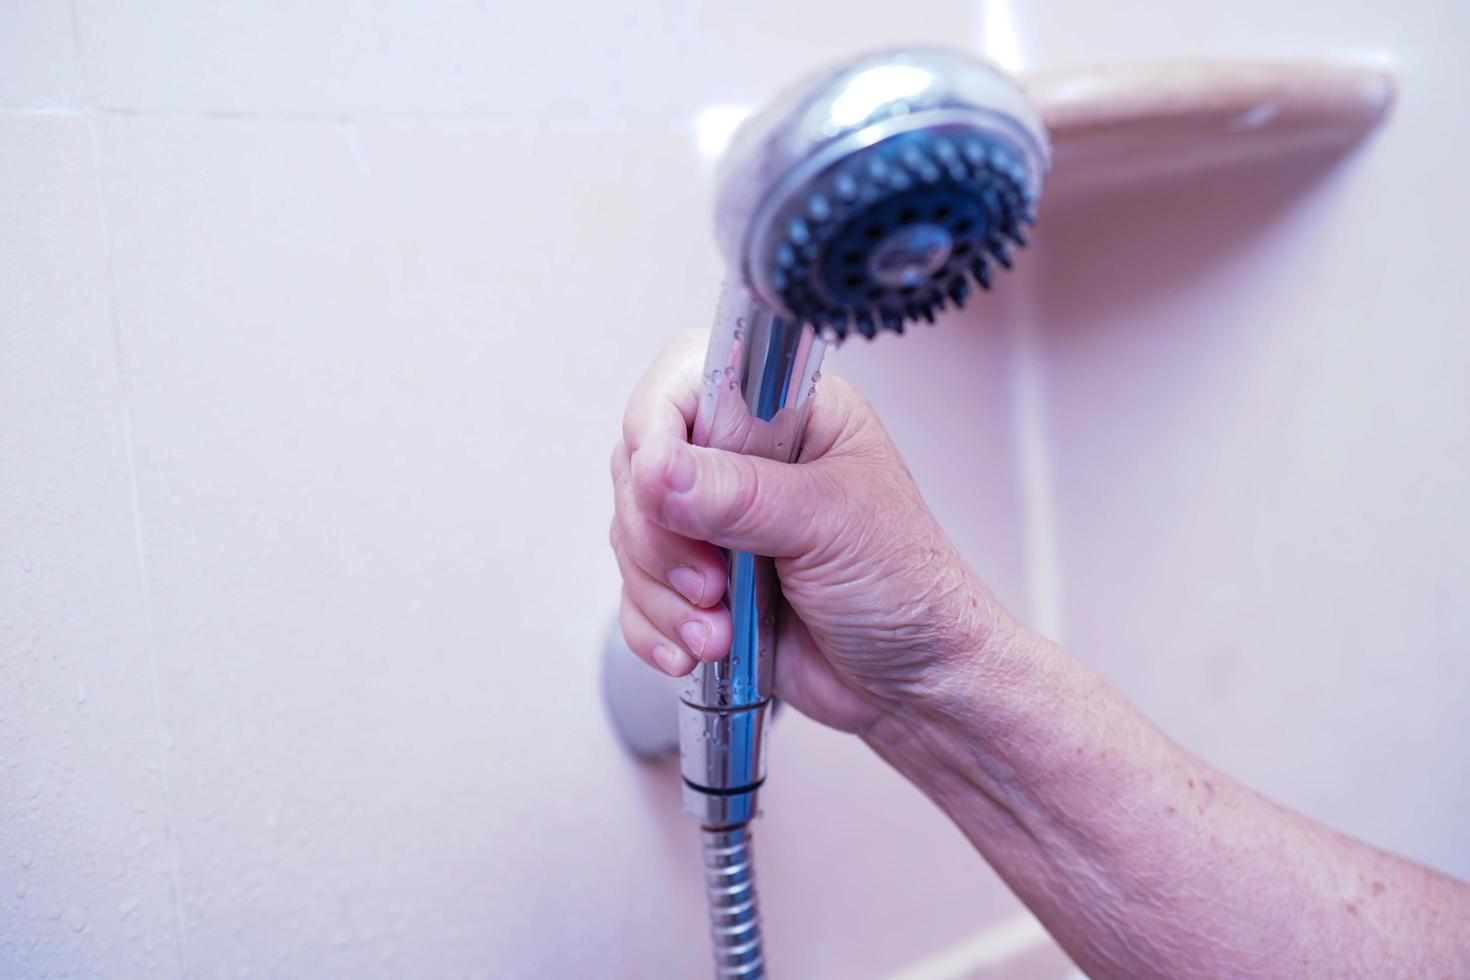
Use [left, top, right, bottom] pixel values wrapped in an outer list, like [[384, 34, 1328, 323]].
[[1347, 903, 1359, 916], [1372, 881, 1387, 897]]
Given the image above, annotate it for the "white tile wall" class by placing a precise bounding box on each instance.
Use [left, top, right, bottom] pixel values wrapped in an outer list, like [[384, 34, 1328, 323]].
[[0, 116, 182, 975], [1027, 0, 1470, 880], [3, 0, 1467, 976], [73, 0, 972, 121], [7, 2, 1044, 978], [0, 1, 83, 108], [92, 112, 731, 976]]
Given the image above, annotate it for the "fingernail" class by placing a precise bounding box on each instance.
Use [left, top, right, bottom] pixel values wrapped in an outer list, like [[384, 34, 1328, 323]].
[[663, 442, 696, 493], [678, 621, 709, 659], [669, 566, 705, 605], [652, 643, 694, 676]]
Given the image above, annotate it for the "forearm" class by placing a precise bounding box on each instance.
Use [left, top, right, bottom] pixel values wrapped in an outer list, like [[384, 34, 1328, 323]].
[[864, 613, 1470, 978]]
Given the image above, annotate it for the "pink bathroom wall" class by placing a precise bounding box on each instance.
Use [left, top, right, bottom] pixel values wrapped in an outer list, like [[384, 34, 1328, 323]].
[[2, 0, 1465, 978], [4, 2, 1038, 978], [1021, 0, 1470, 882]]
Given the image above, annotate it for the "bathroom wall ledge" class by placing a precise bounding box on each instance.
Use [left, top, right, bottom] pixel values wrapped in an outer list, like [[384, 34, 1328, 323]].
[[1026, 60, 1397, 206]]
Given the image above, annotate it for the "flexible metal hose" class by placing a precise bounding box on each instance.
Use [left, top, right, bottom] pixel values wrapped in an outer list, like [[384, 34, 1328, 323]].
[[702, 824, 765, 978]]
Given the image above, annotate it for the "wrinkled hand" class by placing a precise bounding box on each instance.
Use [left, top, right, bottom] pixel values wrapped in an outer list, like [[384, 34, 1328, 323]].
[[609, 331, 1005, 734]]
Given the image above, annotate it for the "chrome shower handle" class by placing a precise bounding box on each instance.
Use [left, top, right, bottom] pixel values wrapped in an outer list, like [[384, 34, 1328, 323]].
[[677, 278, 826, 827]]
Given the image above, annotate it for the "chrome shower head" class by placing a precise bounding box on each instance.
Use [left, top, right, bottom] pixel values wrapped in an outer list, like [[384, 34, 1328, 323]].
[[714, 47, 1049, 337], [672, 48, 1048, 979]]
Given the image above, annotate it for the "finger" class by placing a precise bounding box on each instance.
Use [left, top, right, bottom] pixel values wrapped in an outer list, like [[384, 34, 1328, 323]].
[[619, 589, 696, 677], [612, 439, 727, 607], [612, 533, 732, 664], [631, 435, 841, 558], [622, 330, 708, 454]]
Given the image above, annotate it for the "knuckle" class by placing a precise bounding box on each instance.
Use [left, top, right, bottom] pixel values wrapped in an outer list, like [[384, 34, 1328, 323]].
[[675, 328, 710, 352], [613, 516, 649, 570], [618, 593, 640, 636], [609, 440, 628, 482], [613, 527, 645, 582], [725, 458, 764, 531]]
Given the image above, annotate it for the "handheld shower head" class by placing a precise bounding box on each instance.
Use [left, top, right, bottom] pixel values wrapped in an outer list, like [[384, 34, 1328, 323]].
[[715, 47, 1048, 337], [676, 47, 1048, 979]]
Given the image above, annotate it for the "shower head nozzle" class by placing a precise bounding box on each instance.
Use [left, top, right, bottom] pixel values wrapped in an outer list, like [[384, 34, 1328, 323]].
[[714, 48, 1049, 339]]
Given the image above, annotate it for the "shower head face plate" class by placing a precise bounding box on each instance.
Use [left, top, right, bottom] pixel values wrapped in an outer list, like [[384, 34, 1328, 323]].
[[713, 47, 1050, 339], [766, 126, 1034, 338]]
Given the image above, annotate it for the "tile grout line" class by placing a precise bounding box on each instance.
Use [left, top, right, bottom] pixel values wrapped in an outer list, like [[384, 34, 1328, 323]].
[[69, 0, 190, 972], [970, 0, 1066, 642], [87, 117, 191, 973], [1008, 289, 1066, 644], [0, 104, 657, 135], [0, 106, 88, 116]]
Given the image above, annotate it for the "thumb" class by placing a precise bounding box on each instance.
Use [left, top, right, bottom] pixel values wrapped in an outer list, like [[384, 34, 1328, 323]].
[[632, 435, 833, 557]]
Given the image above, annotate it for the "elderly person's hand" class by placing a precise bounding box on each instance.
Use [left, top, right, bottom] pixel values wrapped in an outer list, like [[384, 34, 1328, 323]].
[[609, 330, 1470, 980], [608, 330, 1005, 735]]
